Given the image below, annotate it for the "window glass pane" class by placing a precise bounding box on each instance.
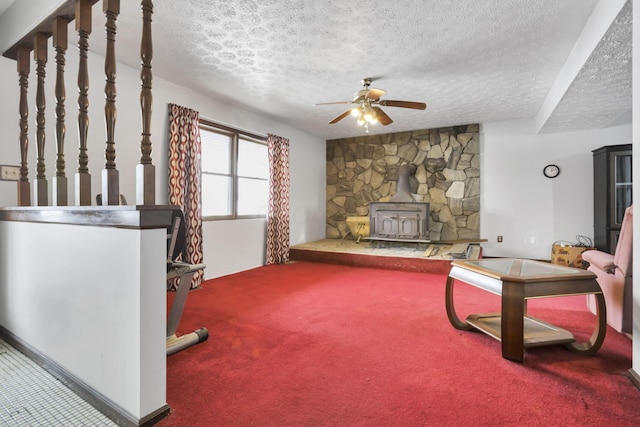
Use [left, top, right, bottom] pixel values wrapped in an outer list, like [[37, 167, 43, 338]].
[[201, 129, 231, 174], [238, 178, 268, 216], [201, 174, 231, 216], [238, 139, 268, 179]]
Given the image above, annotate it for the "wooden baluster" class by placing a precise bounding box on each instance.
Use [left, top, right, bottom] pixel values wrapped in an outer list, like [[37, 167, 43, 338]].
[[102, 0, 120, 205], [33, 33, 48, 206], [17, 47, 31, 206], [53, 17, 68, 206], [75, 0, 92, 206], [137, 0, 155, 205]]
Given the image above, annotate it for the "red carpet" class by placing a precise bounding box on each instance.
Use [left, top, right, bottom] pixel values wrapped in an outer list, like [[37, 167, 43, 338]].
[[159, 261, 638, 426]]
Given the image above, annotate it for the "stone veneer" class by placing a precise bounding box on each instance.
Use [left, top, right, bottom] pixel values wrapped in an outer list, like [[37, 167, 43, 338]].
[[326, 124, 480, 241]]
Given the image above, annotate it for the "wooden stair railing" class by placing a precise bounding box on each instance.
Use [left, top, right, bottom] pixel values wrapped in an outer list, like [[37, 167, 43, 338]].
[[102, 0, 120, 206], [137, 0, 155, 205], [16, 47, 31, 207], [2, 0, 156, 208], [75, 0, 92, 206], [34, 32, 48, 206], [53, 17, 69, 206]]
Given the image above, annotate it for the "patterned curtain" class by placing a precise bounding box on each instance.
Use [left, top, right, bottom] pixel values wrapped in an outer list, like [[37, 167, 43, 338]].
[[168, 103, 204, 289], [266, 134, 291, 265]]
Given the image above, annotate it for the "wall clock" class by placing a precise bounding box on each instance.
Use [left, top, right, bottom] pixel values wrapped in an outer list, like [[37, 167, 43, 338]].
[[543, 164, 560, 178]]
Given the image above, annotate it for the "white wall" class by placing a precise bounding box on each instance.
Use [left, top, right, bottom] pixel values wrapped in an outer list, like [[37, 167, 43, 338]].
[[0, 5, 326, 279], [0, 221, 167, 420], [481, 119, 632, 260]]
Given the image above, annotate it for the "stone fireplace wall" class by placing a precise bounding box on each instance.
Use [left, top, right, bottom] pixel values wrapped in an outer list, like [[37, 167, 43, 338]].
[[326, 124, 480, 241]]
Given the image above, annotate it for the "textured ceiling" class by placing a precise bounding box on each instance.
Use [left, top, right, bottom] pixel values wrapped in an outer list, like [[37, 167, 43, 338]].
[[538, 0, 632, 133], [85, 0, 630, 140]]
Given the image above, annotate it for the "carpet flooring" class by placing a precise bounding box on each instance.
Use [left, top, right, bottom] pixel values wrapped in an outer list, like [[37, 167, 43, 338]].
[[159, 261, 638, 426]]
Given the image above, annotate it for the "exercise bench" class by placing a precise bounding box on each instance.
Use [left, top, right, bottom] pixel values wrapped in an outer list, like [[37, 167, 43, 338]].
[[165, 208, 208, 356]]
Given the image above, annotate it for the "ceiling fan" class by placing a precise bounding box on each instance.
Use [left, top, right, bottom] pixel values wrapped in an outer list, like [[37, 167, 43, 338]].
[[314, 78, 427, 132]]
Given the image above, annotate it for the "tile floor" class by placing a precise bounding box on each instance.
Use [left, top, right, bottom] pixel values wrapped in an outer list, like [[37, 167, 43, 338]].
[[0, 339, 116, 427]]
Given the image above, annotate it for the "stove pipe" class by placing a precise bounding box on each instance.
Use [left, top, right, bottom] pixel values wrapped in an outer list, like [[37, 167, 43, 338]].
[[390, 164, 417, 202]]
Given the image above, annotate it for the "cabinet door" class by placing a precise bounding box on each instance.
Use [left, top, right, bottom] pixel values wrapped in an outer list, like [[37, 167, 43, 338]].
[[611, 151, 632, 228]]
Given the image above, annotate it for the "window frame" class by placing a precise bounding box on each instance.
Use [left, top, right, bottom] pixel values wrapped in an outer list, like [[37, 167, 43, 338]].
[[199, 119, 268, 221]]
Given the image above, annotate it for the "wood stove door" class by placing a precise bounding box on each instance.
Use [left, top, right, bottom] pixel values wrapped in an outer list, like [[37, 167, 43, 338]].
[[397, 214, 421, 239], [377, 214, 399, 238]]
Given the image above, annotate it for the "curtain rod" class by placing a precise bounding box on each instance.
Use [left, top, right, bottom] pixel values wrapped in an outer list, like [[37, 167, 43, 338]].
[[199, 117, 268, 141]]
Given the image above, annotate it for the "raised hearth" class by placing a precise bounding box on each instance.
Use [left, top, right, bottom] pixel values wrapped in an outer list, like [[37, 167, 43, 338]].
[[290, 239, 453, 274]]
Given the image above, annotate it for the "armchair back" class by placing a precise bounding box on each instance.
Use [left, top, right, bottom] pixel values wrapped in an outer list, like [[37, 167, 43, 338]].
[[614, 206, 633, 278], [583, 205, 632, 334]]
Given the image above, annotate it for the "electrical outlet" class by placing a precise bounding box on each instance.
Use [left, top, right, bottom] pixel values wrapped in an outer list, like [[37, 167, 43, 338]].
[[0, 165, 20, 181], [497, 235, 503, 243]]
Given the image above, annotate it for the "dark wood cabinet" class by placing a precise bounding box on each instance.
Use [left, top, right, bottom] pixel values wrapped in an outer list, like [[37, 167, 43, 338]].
[[592, 144, 632, 253]]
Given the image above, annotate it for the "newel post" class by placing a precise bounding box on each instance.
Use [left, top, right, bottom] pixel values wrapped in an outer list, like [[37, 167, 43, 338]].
[[137, 0, 155, 205]]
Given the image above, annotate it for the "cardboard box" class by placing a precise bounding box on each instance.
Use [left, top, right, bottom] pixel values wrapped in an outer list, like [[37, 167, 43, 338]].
[[551, 243, 594, 269]]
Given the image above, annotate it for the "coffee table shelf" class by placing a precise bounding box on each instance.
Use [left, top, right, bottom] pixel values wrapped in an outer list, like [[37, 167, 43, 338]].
[[466, 313, 576, 348]]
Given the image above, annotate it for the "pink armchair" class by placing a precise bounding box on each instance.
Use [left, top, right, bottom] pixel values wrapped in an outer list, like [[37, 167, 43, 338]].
[[582, 205, 633, 335]]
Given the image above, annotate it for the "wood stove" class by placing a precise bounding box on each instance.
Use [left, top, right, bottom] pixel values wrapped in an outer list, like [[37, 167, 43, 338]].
[[369, 202, 430, 242], [368, 164, 430, 242]]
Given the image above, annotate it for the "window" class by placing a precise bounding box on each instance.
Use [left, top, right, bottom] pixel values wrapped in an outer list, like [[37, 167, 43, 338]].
[[200, 120, 268, 219]]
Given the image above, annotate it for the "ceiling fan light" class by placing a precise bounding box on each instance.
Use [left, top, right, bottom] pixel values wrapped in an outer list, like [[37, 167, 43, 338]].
[[369, 117, 378, 124], [357, 117, 365, 126], [364, 111, 375, 122], [350, 107, 360, 117]]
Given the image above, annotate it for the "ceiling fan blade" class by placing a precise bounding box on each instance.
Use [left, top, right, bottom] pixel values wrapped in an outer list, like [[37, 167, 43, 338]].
[[365, 88, 386, 100], [379, 100, 427, 110], [329, 110, 352, 124], [314, 101, 353, 106], [373, 107, 393, 126]]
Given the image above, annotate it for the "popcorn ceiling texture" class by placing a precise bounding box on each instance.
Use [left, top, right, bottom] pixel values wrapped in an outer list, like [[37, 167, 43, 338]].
[[95, 0, 628, 139], [539, 1, 632, 133]]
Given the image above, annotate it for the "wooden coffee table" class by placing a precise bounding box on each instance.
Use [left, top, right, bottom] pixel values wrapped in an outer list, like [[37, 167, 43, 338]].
[[445, 258, 606, 362]]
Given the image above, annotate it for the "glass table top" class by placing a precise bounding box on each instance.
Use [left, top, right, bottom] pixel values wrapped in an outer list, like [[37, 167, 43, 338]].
[[457, 258, 591, 279]]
